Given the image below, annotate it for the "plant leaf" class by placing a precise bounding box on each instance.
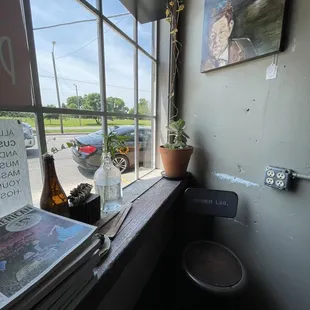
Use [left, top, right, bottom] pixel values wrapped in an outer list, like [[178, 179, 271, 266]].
[[183, 132, 190, 139], [177, 119, 185, 129], [165, 8, 170, 17], [176, 4, 185, 12], [169, 1, 175, 7]]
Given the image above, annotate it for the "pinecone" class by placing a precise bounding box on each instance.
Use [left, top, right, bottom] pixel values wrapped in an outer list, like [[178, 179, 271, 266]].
[[68, 183, 93, 206]]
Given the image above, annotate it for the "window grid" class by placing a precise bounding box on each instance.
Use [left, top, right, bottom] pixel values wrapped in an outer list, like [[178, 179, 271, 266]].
[[20, 0, 157, 185]]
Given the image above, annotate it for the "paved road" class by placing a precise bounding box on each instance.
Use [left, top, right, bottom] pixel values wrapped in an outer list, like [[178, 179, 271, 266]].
[[26, 135, 144, 204], [44, 126, 100, 131]]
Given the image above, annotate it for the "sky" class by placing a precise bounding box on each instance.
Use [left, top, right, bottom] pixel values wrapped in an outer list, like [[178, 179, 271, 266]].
[[30, 0, 155, 111]]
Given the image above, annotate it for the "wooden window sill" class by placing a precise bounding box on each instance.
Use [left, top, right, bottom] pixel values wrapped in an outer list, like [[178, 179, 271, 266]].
[[76, 174, 188, 309]]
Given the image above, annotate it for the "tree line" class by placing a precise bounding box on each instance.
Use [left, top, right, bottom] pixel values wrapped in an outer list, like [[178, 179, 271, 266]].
[[0, 93, 151, 124]]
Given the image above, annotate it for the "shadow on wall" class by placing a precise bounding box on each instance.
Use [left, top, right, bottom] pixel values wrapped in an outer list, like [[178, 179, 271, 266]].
[[191, 130, 211, 187], [240, 277, 279, 310]]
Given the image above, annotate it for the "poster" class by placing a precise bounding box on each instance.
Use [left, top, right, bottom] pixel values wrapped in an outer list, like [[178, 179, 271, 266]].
[[0, 120, 33, 217], [0, 0, 32, 108]]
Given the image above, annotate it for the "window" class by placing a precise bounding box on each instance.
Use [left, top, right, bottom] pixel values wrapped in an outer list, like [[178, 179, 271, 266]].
[[1, 0, 157, 205]]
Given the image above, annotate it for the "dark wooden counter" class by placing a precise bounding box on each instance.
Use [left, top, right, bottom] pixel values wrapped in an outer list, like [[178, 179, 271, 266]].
[[77, 177, 188, 309]]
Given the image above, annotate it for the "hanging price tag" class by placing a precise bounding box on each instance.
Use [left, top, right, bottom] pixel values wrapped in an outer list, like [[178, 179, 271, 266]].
[[266, 63, 278, 80]]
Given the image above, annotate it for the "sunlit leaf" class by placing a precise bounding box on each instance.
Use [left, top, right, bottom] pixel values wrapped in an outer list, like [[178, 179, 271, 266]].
[[51, 147, 58, 154], [177, 119, 185, 128], [166, 8, 170, 17], [170, 28, 178, 34], [169, 1, 175, 7], [176, 4, 185, 12]]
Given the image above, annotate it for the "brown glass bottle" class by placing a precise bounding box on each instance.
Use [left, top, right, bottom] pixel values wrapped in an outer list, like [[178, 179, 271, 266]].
[[40, 154, 69, 217]]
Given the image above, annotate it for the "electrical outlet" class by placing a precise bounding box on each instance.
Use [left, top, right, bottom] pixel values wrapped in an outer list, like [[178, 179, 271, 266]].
[[265, 167, 292, 191], [267, 170, 275, 177], [275, 180, 285, 188], [277, 172, 286, 180]]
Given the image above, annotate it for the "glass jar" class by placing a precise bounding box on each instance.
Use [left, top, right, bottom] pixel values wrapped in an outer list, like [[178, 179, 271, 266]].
[[94, 153, 123, 214]]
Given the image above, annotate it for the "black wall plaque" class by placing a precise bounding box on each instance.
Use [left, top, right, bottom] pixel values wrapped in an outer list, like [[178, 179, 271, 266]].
[[185, 188, 238, 218]]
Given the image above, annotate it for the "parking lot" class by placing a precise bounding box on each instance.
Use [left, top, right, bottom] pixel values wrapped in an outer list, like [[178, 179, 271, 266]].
[[27, 135, 147, 204]]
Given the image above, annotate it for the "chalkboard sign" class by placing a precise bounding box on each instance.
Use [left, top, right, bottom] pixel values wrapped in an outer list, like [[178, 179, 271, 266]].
[[0, 120, 32, 217], [185, 188, 238, 218]]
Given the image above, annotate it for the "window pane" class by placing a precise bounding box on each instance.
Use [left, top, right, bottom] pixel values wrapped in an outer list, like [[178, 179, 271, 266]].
[[138, 51, 155, 116], [43, 114, 136, 194], [104, 23, 134, 115], [31, 0, 101, 112], [138, 119, 153, 178], [86, 0, 97, 9], [108, 117, 136, 188], [45, 116, 97, 197], [138, 22, 155, 56], [0, 112, 42, 205], [102, 0, 135, 39]]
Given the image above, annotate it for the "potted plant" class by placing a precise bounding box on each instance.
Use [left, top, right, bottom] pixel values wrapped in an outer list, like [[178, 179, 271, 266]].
[[159, 119, 193, 178]]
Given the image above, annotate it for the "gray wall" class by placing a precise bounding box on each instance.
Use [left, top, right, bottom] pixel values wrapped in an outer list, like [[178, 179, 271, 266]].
[[178, 1, 310, 309], [156, 19, 171, 169]]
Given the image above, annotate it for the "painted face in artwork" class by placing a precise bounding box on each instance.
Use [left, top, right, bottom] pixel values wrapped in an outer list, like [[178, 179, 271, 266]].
[[208, 15, 234, 59]]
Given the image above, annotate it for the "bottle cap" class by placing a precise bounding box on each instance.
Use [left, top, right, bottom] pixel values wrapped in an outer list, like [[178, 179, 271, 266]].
[[42, 153, 55, 162]]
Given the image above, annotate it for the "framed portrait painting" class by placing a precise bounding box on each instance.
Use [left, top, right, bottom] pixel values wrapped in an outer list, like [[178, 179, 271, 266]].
[[201, 0, 288, 73]]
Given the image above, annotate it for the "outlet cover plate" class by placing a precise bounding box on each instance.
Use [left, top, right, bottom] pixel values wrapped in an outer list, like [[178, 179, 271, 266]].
[[265, 166, 293, 191]]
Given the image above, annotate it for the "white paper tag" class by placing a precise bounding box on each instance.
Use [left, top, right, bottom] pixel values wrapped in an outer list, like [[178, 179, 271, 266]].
[[266, 63, 278, 80]]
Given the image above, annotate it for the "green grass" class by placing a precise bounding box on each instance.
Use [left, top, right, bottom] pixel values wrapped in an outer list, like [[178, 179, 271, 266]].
[[0, 117, 151, 134]]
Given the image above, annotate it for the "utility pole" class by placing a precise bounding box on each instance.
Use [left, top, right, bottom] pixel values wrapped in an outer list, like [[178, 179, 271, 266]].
[[52, 41, 64, 134], [73, 83, 82, 127]]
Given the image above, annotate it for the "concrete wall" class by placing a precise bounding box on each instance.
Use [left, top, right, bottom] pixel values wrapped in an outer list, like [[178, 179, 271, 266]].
[[177, 1, 310, 309]]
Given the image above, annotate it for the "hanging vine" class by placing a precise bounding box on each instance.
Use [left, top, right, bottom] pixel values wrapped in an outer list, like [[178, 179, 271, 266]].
[[165, 0, 185, 120]]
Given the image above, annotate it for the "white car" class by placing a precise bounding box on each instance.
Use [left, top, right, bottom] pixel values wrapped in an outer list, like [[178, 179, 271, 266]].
[[22, 123, 35, 148]]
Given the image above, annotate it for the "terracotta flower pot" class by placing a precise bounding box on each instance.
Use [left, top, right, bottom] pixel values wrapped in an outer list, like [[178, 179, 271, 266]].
[[159, 146, 193, 178]]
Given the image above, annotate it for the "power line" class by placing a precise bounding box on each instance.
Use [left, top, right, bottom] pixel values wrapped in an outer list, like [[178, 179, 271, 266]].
[[39, 75, 151, 92], [33, 19, 97, 31], [40, 68, 54, 76], [56, 37, 98, 59], [40, 75, 98, 85], [41, 88, 73, 93], [57, 68, 74, 90], [55, 16, 126, 60], [33, 13, 131, 31]]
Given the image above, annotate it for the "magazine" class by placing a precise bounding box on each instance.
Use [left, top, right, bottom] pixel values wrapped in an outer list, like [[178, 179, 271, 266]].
[[34, 250, 99, 310], [15, 243, 100, 310], [0, 205, 97, 310]]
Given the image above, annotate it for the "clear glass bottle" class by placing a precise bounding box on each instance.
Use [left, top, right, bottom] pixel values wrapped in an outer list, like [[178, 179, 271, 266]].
[[94, 153, 123, 214]]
